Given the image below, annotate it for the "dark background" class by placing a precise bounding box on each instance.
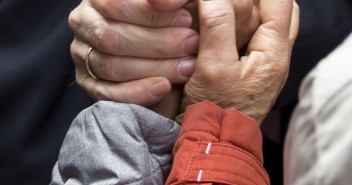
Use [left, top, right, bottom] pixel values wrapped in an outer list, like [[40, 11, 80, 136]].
[[0, 0, 351, 184]]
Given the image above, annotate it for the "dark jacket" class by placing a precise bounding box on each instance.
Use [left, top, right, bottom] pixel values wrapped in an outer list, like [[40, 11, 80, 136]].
[[0, 0, 93, 184]]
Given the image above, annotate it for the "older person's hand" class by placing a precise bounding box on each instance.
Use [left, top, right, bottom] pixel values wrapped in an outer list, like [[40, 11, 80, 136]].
[[177, 0, 300, 124], [69, 0, 197, 106], [68, 0, 259, 103], [152, 0, 260, 50], [69, 0, 200, 118]]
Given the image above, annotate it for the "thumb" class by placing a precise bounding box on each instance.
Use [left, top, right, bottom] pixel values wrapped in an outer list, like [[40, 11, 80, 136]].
[[198, 0, 238, 66], [147, 0, 190, 10]]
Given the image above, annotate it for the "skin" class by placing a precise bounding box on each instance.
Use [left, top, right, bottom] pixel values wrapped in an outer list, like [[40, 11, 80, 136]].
[[178, 0, 300, 124], [68, 0, 260, 118]]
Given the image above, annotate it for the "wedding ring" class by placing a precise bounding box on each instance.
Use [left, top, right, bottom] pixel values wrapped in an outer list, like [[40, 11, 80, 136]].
[[84, 46, 100, 80]]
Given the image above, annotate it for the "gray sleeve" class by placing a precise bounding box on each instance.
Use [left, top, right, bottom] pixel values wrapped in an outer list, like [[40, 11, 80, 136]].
[[50, 101, 180, 185]]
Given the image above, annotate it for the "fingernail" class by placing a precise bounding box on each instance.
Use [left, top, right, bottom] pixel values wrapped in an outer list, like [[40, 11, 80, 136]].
[[149, 79, 170, 97], [177, 58, 196, 77], [172, 15, 192, 27], [182, 35, 199, 54]]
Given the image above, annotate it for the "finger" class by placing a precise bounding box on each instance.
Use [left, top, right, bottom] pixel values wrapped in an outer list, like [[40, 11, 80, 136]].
[[147, 0, 191, 11], [82, 22, 198, 58], [232, 0, 255, 22], [71, 38, 90, 76], [289, 1, 300, 47], [89, 0, 192, 28], [74, 46, 173, 106], [183, 0, 261, 50], [260, 0, 293, 36], [235, 4, 260, 51], [89, 53, 197, 84], [71, 39, 197, 84], [76, 69, 172, 106], [197, 0, 238, 67], [246, 0, 294, 61], [149, 85, 183, 119], [69, 5, 199, 58]]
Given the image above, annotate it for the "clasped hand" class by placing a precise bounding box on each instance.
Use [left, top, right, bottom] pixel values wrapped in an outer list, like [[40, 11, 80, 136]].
[[69, 0, 299, 124]]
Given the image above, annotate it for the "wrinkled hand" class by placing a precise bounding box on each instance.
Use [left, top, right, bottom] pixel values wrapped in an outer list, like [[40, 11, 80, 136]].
[[68, 0, 261, 118], [177, 0, 300, 124], [68, 0, 199, 118], [68, 0, 198, 102], [162, 0, 260, 50]]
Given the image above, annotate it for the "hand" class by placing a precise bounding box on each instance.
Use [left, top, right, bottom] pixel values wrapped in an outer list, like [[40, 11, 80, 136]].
[[177, 0, 300, 124], [68, 0, 262, 119], [69, 0, 198, 104], [69, 0, 260, 102], [153, 0, 260, 50], [69, 0, 199, 118]]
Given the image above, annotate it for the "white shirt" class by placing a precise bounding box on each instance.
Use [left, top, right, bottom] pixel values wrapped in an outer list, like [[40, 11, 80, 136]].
[[284, 33, 352, 185]]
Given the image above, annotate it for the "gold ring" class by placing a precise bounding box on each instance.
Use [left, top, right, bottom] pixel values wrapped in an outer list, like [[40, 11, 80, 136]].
[[84, 47, 99, 80]]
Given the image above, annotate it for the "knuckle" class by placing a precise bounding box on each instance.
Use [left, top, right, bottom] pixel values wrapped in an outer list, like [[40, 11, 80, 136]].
[[93, 23, 108, 46], [70, 45, 78, 62], [195, 65, 221, 83], [75, 73, 87, 89], [68, 7, 80, 30], [93, 22, 120, 53], [70, 40, 81, 62]]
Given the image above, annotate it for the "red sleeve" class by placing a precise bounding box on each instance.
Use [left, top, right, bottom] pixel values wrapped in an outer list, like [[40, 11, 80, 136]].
[[165, 101, 270, 185]]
